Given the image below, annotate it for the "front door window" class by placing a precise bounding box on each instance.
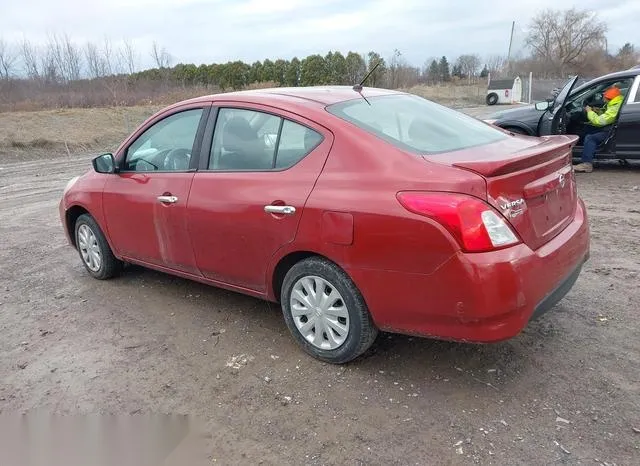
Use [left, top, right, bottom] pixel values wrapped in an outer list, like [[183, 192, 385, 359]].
[[124, 108, 204, 172]]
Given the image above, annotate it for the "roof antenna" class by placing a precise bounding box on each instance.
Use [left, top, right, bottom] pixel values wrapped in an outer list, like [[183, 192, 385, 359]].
[[352, 60, 381, 105]]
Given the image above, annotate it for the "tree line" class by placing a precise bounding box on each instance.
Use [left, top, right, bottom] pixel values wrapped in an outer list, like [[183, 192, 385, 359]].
[[136, 51, 389, 90], [1, 7, 637, 88], [0, 34, 486, 91], [0, 7, 637, 111]]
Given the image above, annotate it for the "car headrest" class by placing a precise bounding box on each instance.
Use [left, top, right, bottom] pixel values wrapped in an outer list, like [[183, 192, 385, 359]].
[[164, 151, 190, 171], [222, 117, 258, 152]]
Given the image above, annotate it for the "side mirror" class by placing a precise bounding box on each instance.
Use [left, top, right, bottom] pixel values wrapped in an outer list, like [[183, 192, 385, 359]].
[[92, 153, 117, 174], [535, 101, 551, 111]]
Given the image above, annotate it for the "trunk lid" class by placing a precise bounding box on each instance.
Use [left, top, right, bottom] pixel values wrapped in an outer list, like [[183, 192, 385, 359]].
[[425, 134, 579, 251]]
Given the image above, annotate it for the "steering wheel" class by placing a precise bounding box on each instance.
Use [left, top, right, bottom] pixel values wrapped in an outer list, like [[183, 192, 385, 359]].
[[163, 148, 191, 171], [566, 105, 585, 122]]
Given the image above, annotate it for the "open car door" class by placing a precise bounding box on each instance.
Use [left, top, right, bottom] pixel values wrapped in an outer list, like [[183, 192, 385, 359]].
[[537, 76, 579, 136]]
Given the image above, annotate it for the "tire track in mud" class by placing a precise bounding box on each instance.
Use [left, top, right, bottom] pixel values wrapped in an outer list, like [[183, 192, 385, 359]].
[[0, 154, 639, 465]]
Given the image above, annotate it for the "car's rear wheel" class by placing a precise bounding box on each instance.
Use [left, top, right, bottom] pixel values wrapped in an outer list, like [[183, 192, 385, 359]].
[[281, 256, 378, 364], [74, 214, 122, 280]]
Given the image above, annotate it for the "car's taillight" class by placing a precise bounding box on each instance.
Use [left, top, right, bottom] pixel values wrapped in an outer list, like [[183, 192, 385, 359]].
[[396, 192, 520, 253]]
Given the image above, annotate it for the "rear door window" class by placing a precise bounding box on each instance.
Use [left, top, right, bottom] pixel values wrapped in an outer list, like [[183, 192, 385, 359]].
[[275, 119, 323, 169], [209, 108, 278, 170], [209, 108, 323, 170]]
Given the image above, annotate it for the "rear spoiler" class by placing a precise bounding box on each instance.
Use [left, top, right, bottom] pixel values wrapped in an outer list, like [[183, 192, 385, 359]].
[[451, 135, 579, 177]]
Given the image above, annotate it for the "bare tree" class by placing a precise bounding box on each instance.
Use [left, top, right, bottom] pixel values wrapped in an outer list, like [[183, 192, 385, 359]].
[[46, 33, 64, 81], [572, 47, 612, 76], [102, 37, 115, 75], [485, 54, 507, 77], [456, 54, 482, 84], [120, 38, 137, 74], [85, 37, 124, 103], [526, 8, 607, 76], [62, 34, 82, 80], [42, 33, 82, 82], [616, 43, 639, 69], [0, 38, 17, 80], [151, 41, 172, 69], [21, 38, 41, 80], [388, 49, 402, 88], [385, 49, 419, 89], [40, 36, 61, 83], [85, 41, 106, 78], [96, 37, 129, 104]]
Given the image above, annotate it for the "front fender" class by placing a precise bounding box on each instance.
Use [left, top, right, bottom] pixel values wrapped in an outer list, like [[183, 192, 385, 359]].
[[59, 174, 116, 253], [495, 120, 537, 136]]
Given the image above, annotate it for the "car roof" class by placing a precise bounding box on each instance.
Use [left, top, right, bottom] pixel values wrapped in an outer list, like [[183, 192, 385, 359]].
[[576, 68, 640, 89], [169, 86, 406, 112]]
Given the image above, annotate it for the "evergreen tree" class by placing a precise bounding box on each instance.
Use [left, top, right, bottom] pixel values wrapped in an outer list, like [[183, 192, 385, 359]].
[[366, 51, 387, 87], [428, 59, 440, 84], [285, 57, 300, 86], [345, 52, 367, 84], [438, 56, 450, 82], [300, 54, 327, 86]]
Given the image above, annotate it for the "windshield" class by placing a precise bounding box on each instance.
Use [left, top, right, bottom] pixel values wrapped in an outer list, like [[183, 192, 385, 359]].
[[326, 94, 508, 154]]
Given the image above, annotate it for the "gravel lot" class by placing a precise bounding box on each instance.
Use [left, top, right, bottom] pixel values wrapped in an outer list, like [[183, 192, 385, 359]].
[[1, 116, 639, 464]]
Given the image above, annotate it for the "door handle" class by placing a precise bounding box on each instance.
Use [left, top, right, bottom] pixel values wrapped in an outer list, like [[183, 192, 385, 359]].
[[264, 205, 296, 215], [157, 195, 178, 204]]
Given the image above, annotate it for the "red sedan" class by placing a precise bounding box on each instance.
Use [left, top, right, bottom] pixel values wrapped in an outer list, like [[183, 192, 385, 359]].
[[59, 86, 590, 363]]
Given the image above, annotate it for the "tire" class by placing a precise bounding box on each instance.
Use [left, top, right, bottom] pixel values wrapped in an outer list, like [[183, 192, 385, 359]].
[[74, 213, 122, 280], [486, 92, 499, 106], [280, 256, 378, 364]]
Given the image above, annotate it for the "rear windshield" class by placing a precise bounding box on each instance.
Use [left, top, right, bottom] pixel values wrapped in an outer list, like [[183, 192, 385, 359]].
[[326, 93, 508, 154]]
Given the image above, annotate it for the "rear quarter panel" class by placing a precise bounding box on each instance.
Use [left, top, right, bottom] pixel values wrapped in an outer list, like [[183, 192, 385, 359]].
[[266, 122, 487, 298]]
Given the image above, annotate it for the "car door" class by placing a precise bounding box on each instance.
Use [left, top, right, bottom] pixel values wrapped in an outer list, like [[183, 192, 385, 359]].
[[614, 75, 640, 158], [537, 76, 579, 136], [186, 103, 332, 292], [102, 103, 210, 275]]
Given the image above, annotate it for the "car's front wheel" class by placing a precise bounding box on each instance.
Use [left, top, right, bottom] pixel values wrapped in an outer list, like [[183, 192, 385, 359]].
[[74, 213, 122, 280], [281, 256, 378, 364]]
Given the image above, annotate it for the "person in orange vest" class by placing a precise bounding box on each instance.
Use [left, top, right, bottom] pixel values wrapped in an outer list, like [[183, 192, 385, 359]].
[[574, 86, 624, 173]]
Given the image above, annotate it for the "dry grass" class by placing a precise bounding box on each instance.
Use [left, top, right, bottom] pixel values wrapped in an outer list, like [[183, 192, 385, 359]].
[[407, 84, 487, 108], [0, 83, 491, 162], [0, 105, 163, 161], [0, 79, 223, 113]]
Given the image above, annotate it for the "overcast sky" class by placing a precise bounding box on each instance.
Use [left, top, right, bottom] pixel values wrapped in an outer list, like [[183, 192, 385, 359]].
[[1, 0, 638, 70]]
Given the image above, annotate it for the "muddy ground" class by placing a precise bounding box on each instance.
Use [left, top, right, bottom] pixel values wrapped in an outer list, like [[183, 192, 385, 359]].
[[1, 131, 639, 464]]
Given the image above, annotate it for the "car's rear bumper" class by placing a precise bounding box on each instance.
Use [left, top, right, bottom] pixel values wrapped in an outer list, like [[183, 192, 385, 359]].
[[529, 255, 585, 321], [347, 198, 590, 343]]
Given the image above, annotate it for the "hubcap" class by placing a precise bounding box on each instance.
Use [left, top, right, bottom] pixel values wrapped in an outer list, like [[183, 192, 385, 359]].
[[290, 276, 349, 350], [77, 224, 102, 272]]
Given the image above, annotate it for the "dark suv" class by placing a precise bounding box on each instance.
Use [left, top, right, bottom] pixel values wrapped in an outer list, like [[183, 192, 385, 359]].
[[485, 67, 640, 163]]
